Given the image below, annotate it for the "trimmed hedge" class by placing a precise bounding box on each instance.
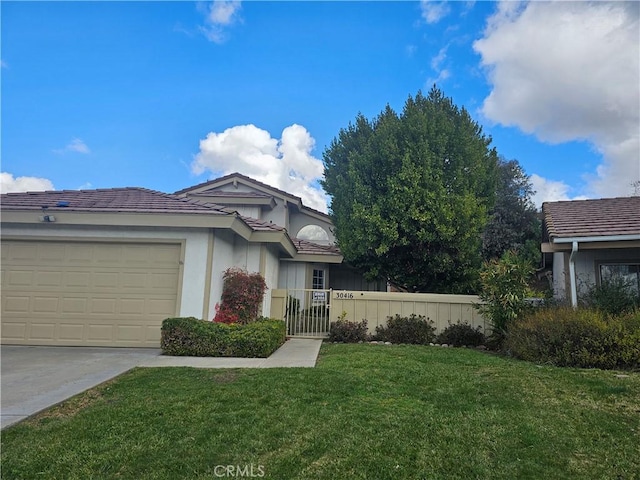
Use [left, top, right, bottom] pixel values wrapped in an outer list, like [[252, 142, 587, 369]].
[[161, 317, 286, 358], [328, 319, 369, 343], [373, 314, 436, 345], [505, 307, 640, 370], [436, 322, 486, 347]]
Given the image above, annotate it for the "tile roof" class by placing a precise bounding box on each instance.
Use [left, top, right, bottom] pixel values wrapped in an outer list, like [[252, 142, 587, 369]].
[[543, 196, 640, 240], [2, 186, 344, 257], [1, 188, 232, 215], [239, 215, 285, 232], [292, 238, 341, 256]]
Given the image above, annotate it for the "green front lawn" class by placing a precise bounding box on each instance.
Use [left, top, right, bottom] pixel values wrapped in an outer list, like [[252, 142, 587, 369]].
[[2, 344, 639, 480]]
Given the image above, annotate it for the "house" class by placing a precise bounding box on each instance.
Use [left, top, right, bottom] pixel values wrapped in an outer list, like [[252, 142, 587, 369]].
[[1, 173, 384, 347], [174, 173, 385, 293], [541, 196, 640, 306]]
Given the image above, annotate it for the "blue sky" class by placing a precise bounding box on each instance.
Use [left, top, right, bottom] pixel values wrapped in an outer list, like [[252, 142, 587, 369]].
[[2, 1, 639, 211]]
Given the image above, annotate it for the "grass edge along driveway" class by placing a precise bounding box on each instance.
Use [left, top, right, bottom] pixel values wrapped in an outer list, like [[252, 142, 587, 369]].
[[2, 344, 639, 480]]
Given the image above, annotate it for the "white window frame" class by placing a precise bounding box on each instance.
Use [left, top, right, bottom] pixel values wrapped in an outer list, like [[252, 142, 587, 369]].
[[312, 268, 325, 290]]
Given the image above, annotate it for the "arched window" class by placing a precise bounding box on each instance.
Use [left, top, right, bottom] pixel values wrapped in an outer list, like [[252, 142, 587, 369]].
[[296, 225, 330, 243]]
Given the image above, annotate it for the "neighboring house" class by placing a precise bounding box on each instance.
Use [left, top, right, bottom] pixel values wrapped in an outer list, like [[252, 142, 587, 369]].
[[541, 196, 640, 306], [1, 173, 384, 347]]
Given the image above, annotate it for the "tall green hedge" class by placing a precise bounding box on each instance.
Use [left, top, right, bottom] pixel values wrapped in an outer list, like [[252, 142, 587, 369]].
[[505, 307, 640, 370], [161, 317, 286, 358]]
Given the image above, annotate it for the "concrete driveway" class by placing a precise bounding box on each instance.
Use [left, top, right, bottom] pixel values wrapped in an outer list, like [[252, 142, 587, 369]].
[[1, 345, 161, 430]]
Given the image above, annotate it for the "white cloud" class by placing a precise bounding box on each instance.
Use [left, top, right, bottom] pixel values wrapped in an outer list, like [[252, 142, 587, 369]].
[[530, 174, 587, 208], [474, 1, 640, 199], [426, 69, 450, 89], [421, 1, 451, 24], [54, 138, 90, 154], [426, 45, 451, 87], [462, 1, 476, 16], [430, 45, 447, 71], [192, 124, 329, 212], [1, 172, 54, 193], [198, 0, 242, 43]]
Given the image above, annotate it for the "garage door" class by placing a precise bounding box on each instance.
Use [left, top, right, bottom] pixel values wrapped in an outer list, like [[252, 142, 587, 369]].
[[1, 240, 181, 347]]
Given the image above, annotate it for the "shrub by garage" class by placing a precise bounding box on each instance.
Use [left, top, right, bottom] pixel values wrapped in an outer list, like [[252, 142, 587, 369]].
[[161, 317, 286, 358]]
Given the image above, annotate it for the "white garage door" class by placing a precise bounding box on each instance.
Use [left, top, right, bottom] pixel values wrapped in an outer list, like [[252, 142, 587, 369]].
[[1, 240, 182, 347]]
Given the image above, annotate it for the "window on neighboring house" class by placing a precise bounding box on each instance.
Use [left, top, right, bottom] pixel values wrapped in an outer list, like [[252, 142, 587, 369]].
[[599, 263, 640, 294], [312, 268, 325, 290]]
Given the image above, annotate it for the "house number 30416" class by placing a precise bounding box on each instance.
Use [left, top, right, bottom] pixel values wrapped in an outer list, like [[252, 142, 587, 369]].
[[335, 292, 354, 299]]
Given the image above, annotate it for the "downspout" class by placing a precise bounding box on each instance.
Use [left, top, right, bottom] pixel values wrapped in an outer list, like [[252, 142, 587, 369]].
[[569, 241, 579, 307]]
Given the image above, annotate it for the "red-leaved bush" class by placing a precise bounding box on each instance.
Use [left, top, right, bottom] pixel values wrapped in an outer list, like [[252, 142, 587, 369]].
[[213, 268, 268, 324], [213, 303, 239, 324]]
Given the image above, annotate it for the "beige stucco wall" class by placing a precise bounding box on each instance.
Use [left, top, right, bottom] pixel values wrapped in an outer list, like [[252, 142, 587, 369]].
[[260, 245, 280, 317], [208, 229, 236, 319]]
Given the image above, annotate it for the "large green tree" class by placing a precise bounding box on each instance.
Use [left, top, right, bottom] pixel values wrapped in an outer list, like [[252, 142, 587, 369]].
[[482, 157, 541, 264], [322, 87, 498, 294]]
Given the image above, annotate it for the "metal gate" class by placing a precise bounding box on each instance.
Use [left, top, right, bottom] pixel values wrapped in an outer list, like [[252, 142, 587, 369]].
[[284, 289, 331, 337]]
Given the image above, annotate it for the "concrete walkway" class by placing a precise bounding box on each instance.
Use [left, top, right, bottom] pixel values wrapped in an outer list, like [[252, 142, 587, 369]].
[[138, 338, 323, 368], [1, 339, 322, 430]]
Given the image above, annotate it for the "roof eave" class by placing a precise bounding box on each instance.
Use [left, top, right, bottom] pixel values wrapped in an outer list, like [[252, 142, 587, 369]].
[[551, 234, 640, 244], [282, 254, 344, 264], [298, 205, 331, 222], [0, 209, 237, 230], [249, 230, 297, 257], [543, 236, 640, 253]]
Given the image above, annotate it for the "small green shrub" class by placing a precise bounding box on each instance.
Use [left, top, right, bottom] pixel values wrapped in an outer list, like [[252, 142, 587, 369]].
[[436, 322, 485, 347], [328, 319, 369, 343], [161, 317, 286, 357], [505, 307, 640, 369], [374, 314, 436, 344], [581, 276, 640, 316], [477, 250, 535, 346]]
